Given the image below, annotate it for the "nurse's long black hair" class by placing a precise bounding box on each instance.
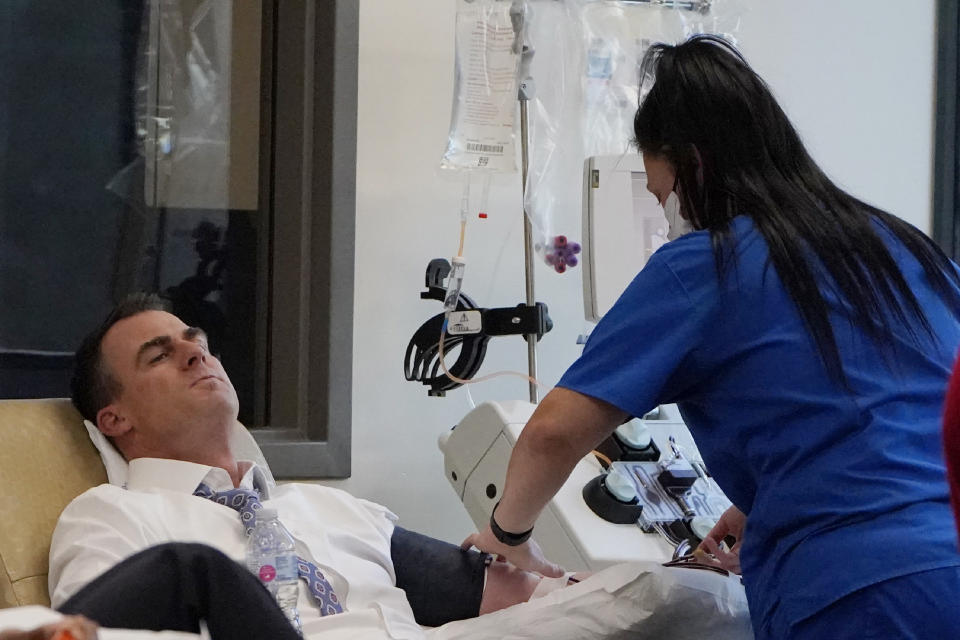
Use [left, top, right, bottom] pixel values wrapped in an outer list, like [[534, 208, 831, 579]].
[[634, 35, 960, 385]]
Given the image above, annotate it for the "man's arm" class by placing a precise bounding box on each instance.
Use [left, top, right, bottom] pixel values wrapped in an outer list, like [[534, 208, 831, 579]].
[[48, 487, 153, 608], [478, 559, 541, 614], [390, 527, 540, 627]]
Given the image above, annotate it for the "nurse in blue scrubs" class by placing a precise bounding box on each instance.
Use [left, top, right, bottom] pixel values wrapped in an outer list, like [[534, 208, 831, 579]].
[[463, 35, 960, 639]]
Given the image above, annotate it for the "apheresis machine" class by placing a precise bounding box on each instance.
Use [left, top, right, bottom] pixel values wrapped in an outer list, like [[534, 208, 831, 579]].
[[407, 148, 734, 571], [435, 154, 732, 572], [440, 401, 732, 571]]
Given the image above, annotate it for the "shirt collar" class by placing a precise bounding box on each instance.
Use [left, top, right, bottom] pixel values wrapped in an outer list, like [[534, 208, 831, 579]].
[[127, 458, 271, 498]]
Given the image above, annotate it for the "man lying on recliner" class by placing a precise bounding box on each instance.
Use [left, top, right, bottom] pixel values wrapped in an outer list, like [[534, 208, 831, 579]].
[[50, 293, 563, 639]]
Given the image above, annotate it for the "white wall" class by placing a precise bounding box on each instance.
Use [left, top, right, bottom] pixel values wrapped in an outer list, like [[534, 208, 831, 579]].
[[319, 0, 937, 543], [738, 2, 936, 231]]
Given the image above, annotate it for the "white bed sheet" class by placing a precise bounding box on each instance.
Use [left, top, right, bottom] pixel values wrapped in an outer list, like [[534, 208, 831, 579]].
[[429, 561, 753, 640], [2, 562, 751, 640], [0, 606, 202, 639]]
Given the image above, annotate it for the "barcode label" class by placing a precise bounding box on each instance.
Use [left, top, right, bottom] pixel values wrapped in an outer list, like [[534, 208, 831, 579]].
[[466, 143, 504, 154]]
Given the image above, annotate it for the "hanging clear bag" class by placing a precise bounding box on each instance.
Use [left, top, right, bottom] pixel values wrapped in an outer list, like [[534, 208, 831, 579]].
[[440, 0, 523, 174]]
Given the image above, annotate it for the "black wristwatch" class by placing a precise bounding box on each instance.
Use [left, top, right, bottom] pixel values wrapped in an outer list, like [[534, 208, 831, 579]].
[[489, 501, 534, 546]]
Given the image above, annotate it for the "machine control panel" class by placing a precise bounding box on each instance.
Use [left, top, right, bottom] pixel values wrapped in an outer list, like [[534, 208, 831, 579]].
[[614, 460, 731, 544], [439, 400, 735, 571]]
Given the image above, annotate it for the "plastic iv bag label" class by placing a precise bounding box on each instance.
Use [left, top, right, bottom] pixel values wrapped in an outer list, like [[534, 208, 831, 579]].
[[447, 310, 483, 335], [440, 0, 519, 173]]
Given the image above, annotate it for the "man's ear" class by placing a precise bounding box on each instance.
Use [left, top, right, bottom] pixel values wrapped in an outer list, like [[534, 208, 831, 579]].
[[96, 405, 132, 438]]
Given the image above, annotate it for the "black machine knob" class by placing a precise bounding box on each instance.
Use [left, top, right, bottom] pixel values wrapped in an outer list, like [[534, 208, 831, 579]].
[[593, 419, 661, 466], [663, 515, 718, 548], [582, 471, 644, 524], [614, 420, 661, 462]]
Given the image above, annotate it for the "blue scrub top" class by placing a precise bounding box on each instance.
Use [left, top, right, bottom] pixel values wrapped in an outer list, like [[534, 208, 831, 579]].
[[558, 215, 960, 632]]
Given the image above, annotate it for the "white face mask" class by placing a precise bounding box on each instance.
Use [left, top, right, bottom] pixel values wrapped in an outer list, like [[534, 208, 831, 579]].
[[663, 191, 693, 241]]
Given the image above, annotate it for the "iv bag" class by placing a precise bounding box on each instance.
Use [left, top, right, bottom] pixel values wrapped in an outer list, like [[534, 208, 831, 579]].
[[440, 0, 521, 173]]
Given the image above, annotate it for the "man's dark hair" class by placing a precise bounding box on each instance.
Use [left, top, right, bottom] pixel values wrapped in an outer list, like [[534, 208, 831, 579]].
[[72, 293, 171, 422], [634, 34, 960, 385]]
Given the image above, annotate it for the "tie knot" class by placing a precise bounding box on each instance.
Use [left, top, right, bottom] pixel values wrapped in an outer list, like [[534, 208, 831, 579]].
[[194, 483, 263, 535]]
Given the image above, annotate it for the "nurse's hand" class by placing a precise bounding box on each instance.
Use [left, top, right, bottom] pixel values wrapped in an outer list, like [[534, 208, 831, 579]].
[[462, 524, 565, 578], [696, 505, 745, 575]]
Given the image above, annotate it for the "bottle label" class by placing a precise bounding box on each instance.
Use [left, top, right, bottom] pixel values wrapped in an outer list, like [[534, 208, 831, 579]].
[[274, 554, 299, 582], [259, 564, 277, 582]]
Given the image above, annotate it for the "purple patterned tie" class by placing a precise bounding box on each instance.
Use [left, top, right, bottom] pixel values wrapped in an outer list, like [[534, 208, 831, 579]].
[[194, 483, 344, 615]]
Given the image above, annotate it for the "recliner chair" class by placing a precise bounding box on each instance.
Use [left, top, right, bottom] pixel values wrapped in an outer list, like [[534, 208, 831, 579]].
[[0, 399, 106, 608]]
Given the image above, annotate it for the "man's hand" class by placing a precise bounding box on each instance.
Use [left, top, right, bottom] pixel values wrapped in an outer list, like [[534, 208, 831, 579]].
[[695, 505, 745, 574], [461, 524, 565, 578], [0, 615, 99, 640]]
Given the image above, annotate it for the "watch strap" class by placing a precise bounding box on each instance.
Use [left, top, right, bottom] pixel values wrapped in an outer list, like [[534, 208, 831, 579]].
[[489, 501, 534, 546]]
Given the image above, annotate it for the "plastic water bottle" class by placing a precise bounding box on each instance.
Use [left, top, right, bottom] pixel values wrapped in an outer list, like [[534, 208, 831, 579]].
[[245, 506, 302, 634]]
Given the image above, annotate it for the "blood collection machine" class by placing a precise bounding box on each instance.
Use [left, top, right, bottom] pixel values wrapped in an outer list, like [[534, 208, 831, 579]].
[[410, 0, 741, 574], [436, 156, 733, 572]]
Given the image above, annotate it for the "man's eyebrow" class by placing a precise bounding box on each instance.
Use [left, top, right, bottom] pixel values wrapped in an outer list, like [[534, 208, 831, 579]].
[[183, 326, 208, 343], [136, 335, 171, 364]]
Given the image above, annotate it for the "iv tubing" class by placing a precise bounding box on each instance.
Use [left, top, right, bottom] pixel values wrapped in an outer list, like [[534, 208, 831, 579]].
[[457, 175, 470, 257], [438, 318, 548, 390], [440, 172, 547, 391]]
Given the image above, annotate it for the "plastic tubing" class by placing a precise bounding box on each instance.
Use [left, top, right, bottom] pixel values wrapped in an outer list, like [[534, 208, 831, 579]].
[[438, 172, 547, 391], [438, 317, 548, 389]]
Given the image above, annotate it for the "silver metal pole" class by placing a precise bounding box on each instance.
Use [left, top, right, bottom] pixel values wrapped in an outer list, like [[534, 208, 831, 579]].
[[513, 1, 538, 404], [519, 94, 538, 404]]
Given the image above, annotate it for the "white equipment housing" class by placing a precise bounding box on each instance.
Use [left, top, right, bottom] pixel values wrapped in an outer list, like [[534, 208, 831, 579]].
[[582, 154, 668, 322], [439, 400, 717, 572]]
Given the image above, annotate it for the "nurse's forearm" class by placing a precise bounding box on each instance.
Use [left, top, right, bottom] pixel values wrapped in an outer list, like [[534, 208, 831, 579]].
[[493, 421, 584, 534], [493, 388, 626, 534]]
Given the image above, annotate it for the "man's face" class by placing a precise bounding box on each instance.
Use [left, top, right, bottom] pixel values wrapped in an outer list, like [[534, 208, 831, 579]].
[[97, 310, 239, 458]]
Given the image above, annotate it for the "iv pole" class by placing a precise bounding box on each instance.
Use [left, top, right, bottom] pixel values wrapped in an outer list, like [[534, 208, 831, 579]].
[[512, 1, 539, 404]]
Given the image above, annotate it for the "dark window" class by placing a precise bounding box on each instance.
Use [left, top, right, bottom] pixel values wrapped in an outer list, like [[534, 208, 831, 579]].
[[0, 0, 357, 478]]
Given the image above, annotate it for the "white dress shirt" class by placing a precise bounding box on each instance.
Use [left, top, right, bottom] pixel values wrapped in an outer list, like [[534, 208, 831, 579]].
[[49, 458, 425, 640]]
